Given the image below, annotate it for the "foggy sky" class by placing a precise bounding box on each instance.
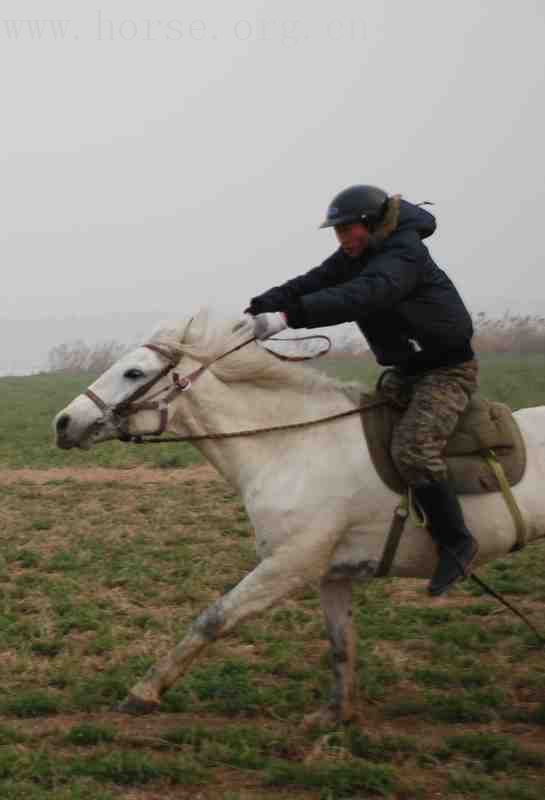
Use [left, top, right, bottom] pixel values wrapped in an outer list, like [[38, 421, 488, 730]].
[[1, 1, 544, 373]]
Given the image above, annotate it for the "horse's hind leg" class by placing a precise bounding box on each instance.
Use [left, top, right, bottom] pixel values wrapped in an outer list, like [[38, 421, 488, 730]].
[[302, 577, 357, 728]]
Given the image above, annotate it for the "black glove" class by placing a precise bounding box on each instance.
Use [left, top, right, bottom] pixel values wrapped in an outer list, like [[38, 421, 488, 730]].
[[245, 298, 270, 316]]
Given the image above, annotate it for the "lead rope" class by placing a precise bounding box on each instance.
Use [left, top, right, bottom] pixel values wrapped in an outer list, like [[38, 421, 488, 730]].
[[462, 454, 543, 645], [468, 571, 545, 645], [409, 481, 545, 646]]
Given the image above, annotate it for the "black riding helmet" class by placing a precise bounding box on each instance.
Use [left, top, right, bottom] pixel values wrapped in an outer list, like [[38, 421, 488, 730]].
[[319, 184, 389, 229]]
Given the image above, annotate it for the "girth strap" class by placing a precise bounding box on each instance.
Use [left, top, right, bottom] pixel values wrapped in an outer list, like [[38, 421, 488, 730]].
[[374, 499, 409, 578], [375, 490, 426, 577], [484, 450, 527, 551]]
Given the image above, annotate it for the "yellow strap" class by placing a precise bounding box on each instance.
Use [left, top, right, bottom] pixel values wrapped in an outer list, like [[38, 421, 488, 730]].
[[407, 488, 427, 528], [484, 450, 527, 551]]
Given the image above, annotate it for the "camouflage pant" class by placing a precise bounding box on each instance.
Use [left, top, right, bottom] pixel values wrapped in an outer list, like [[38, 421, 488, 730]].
[[385, 360, 479, 488]]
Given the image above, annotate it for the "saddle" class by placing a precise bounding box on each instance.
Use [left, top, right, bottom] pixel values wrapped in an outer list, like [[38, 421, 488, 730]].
[[360, 391, 527, 496]]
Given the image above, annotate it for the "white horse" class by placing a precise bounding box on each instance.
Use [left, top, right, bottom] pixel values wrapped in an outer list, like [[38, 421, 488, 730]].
[[53, 308, 545, 725]]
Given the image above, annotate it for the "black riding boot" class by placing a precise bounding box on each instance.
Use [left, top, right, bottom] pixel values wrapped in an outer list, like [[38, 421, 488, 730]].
[[413, 480, 479, 597]]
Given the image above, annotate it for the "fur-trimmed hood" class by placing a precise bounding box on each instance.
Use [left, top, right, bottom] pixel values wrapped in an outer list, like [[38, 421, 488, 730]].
[[370, 196, 436, 249]]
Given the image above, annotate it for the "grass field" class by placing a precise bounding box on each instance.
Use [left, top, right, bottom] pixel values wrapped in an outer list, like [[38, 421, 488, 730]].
[[0, 475, 544, 799], [0, 354, 544, 798], [0, 372, 201, 470], [316, 352, 545, 411]]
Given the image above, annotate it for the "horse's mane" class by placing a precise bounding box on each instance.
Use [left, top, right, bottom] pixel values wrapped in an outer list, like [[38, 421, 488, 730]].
[[147, 307, 365, 402]]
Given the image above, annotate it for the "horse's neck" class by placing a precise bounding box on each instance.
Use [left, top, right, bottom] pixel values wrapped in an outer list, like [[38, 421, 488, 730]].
[[173, 370, 356, 490]]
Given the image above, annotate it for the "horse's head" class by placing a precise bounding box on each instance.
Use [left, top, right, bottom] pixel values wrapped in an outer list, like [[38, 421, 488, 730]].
[[53, 307, 329, 451], [53, 309, 260, 450], [53, 318, 193, 450]]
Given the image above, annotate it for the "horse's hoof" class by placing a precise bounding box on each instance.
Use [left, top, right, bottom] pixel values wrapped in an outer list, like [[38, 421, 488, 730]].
[[115, 693, 160, 715], [300, 706, 356, 731]]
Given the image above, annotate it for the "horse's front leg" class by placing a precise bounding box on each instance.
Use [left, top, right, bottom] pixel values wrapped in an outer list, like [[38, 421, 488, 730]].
[[119, 524, 339, 714], [302, 577, 357, 729]]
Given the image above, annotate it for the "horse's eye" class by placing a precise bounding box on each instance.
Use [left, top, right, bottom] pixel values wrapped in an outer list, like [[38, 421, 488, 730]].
[[124, 368, 145, 380]]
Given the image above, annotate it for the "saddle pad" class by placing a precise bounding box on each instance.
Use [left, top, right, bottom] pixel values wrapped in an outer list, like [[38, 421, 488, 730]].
[[361, 392, 527, 495]]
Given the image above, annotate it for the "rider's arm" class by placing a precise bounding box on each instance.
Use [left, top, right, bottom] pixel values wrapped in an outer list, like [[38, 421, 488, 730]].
[[284, 232, 424, 329], [246, 249, 349, 315]]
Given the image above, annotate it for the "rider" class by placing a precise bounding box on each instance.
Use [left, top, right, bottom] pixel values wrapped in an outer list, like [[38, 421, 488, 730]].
[[245, 185, 479, 597]]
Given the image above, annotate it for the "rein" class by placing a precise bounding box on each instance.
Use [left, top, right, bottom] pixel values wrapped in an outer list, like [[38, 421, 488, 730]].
[[125, 400, 386, 444], [84, 333, 336, 441]]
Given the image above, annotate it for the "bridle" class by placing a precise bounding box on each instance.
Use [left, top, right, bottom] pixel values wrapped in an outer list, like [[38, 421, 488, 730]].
[[84, 337, 256, 440], [83, 334, 335, 442]]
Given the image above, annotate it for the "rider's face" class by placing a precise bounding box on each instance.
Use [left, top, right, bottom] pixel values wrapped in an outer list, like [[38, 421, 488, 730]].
[[334, 222, 370, 259]]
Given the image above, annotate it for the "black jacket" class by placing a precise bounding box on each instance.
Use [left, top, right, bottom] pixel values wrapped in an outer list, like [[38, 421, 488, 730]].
[[248, 200, 474, 373]]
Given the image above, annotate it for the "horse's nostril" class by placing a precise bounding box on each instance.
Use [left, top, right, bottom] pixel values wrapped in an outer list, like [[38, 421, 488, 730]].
[[56, 413, 70, 433]]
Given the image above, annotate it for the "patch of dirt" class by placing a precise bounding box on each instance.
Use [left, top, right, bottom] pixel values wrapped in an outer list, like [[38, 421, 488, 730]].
[[0, 464, 220, 485], [9, 711, 286, 739]]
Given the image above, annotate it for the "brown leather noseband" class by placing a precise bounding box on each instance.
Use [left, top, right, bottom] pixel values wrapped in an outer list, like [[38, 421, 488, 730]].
[[84, 343, 184, 438]]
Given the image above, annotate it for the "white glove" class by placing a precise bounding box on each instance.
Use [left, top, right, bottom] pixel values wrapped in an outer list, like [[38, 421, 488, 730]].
[[252, 312, 288, 340]]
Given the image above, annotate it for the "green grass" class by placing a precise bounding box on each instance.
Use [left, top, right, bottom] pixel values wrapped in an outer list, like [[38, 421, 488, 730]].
[[442, 732, 544, 772], [0, 691, 64, 718], [64, 723, 117, 747], [264, 760, 397, 797], [0, 475, 543, 800], [0, 371, 202, 468], [447, 772, 545, 800], [316, 352, 545, 410], [0, 746, 205, 788]]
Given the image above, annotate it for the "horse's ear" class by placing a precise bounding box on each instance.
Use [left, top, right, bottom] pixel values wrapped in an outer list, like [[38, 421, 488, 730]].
[[151, 319, 189, 342], [182, 317, 194, 341]]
